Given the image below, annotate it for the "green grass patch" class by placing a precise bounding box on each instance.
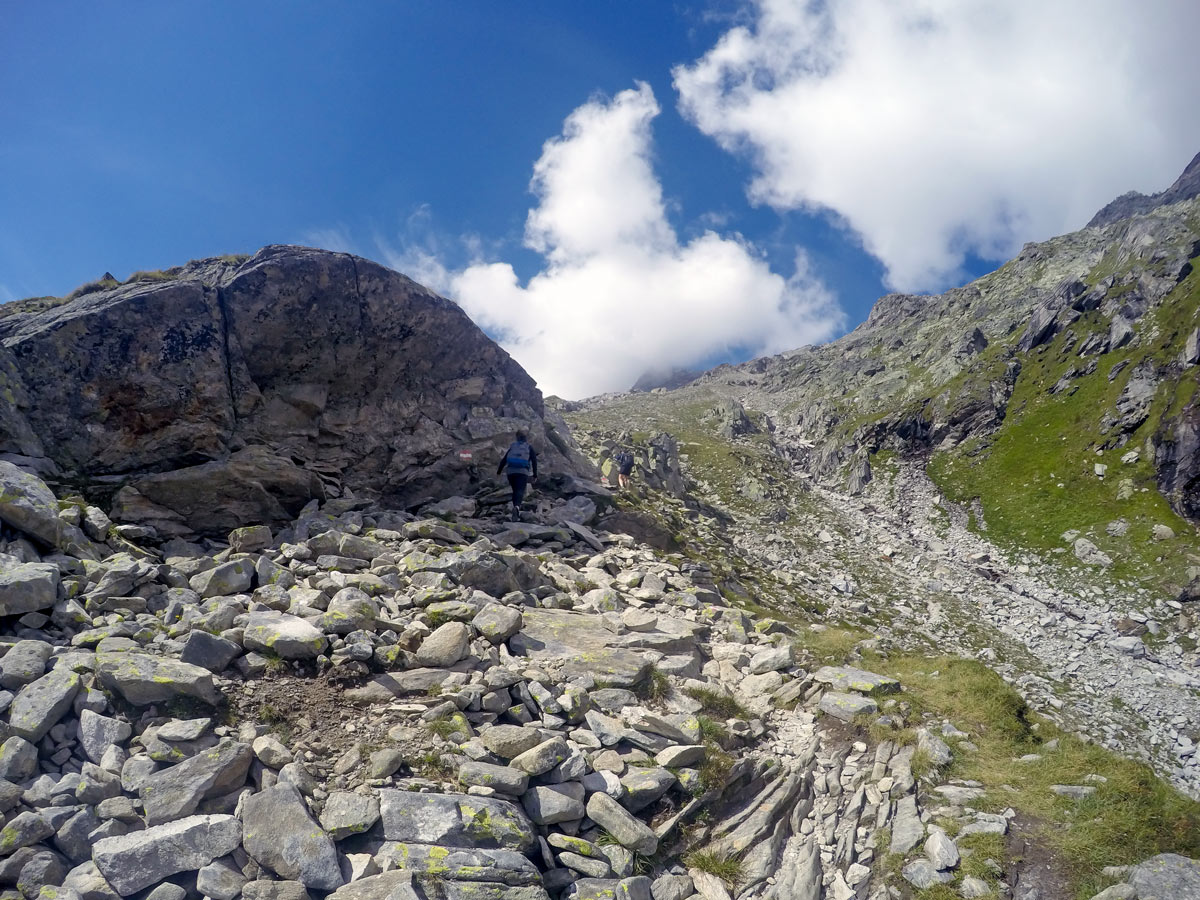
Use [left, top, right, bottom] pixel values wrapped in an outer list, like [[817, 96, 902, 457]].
[[686, 687, 749, 720], [682, 850, 744, 888], [864, 653, 1200, 899], [635, 668, 672, 703], [928, 266, 1200, 594]]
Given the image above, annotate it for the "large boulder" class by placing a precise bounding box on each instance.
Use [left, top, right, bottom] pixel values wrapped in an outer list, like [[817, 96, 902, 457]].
[[0, 561, 59, 617], [242, 783, 343, 891], [92, 814, 243, 896], [95, 651, 221, 706], [0, 246, 587, 535], [0, 461, 100, 556]]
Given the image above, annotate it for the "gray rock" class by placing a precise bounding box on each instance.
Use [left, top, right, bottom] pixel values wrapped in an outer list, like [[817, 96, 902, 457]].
[[748, 646, 792, 674], [0, 461, 98, 556], [0, 562, 60, 617], [902, 858, 954, 889], [96, 651, 220, 706], [180, 630, 242, 672], [252, 735, 294, 768], [416, 622, 471, 667], [0, 736, 39, 782], [889, 795, 925, 854], [481, 726, 542, 759], [619, 767, 677, 812], [651, 873, 694, 900], [812, 666, 900, 695], [92, 814, 242, 896], [1129, 852, 1200, 899], [510, 609, 650, 688], [960, 875, 995, 897], [78, 710, 132, 765], [1073, 538, 1113, 567], [817, 691, 878, 721], [1087, 885, 1137, 900], [8, 664, 80, 741], [189, 559, 254, 598], [522, 783, 586, 825], [917, 728, 953, 767], [321, 588, 377, 635], [139, 739, 253, 824], [458, 760, 530, 795], [0, 640, 52, 690], [319, 791, 381, 840], [655, 745, 705, 767], [243, 612, 329, 660], [472, 603, 524, 643], [229, 525, 272, 553], [242, 883, 313, 900], [242, 783, 343, 891], [510, 737, 570, 776], [585, 792, 658, 855], [377, 789, 536, 851], [0, 811, 53, 855], [196, 856, 248, 900], [924, 828, 960, 870], [560, 851, 614, 879]]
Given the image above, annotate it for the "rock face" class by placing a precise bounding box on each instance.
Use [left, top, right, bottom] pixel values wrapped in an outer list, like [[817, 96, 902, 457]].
[[0, 245, 588, 536]]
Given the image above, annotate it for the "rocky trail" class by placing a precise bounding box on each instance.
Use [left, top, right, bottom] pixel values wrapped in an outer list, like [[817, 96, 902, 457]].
[[0, 457, 1026, 900]]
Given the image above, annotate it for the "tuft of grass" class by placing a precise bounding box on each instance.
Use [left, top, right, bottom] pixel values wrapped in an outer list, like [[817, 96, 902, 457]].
[[411, 750, 456, 781], [682, 850, 744, 888], [696, 715, 729, 743], [636, 668, 672, 703], [697, 746, 734, 793], [791, 625, 870, 666], [124, 268, 178, 284], [64, 276, 119, 302], [686, 687, 749, 720]]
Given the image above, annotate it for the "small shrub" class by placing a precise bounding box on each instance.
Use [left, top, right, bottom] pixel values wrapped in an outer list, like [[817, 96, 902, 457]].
[[636, 669, 672, 703]]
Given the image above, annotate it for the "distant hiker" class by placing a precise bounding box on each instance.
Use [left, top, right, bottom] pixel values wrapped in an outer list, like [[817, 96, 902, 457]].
[[614, 449, 635, 490], [498, 431, 538, 521]]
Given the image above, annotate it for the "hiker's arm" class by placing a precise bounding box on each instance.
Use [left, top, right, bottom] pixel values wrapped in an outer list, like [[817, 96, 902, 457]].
[[496, 457, 506, 476], [531, 449, 538, 478]]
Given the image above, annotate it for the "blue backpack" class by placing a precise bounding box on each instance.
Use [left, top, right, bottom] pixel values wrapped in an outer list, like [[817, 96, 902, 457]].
[[506, 441, 532, 471]]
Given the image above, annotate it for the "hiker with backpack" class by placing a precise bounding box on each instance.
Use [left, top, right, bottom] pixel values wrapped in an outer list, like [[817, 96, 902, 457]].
[[497, 430, 538, 521], [614, 449, 635, 490]]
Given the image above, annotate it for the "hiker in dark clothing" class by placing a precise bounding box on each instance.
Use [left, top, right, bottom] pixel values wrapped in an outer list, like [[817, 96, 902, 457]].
[[497, 431, 538, 521], [614, 450, 635, 490]]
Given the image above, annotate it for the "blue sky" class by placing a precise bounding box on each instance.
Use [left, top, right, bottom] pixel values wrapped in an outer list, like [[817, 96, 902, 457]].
[[3, 1, 1199, 398]]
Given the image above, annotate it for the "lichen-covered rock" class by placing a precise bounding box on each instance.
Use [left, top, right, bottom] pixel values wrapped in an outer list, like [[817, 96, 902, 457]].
[[0, 561, 59, 617], [1129, 853, 1200, 899], [242, 611, 328, 660], [189, 559, 254, 598], [95, 651, 220, 706], [92, 814, 243, 896], [378, 790, 536, 852], [242, 783, 343, 891], [8, 665, 80, 741]]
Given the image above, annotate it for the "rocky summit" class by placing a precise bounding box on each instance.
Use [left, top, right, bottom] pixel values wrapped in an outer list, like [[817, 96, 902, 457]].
[[0, 160, 1199, 900]]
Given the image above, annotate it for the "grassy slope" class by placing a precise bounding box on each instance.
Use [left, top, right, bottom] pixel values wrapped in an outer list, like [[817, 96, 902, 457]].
[[927, 266, 1200, 593]]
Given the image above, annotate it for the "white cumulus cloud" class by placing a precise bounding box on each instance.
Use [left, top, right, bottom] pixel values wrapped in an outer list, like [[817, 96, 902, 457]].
[[396, 82, 842, 400], [674, 0, 1200, 292]]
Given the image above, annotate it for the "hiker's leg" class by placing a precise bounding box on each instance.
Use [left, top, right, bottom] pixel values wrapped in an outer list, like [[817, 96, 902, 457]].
[[510, 474, 528, 507]]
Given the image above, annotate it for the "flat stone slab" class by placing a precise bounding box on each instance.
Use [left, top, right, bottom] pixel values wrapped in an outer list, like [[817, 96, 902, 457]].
[[378, 790, 536, 852], [509, 608, 651, 688], [812, 666, 900, 696], [92, 814, 242, 895], [817, 690, 878, 721]]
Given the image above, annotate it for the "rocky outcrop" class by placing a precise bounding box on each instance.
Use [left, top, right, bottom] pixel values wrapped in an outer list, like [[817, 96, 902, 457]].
[[1088, 150, 1200, 228], [0, 246, 592, 536]]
